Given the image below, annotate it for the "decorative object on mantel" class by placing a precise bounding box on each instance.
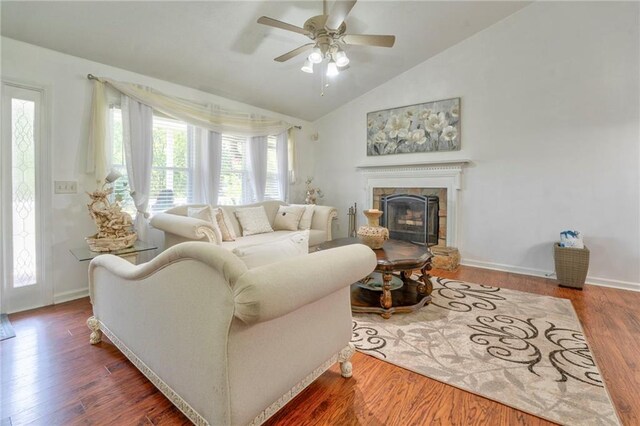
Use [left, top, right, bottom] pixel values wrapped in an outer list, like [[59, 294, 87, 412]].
[[367, 97, 460, 156], [357, 209, 389, 249], [431, 246, 460, 271], [86, 170, 137, 252], [347, 202, 358, 237], [304, 177, 324, 205]]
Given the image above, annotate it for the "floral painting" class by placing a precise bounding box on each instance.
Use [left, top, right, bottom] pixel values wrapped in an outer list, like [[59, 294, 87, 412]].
[[367, 98, 460, 156]]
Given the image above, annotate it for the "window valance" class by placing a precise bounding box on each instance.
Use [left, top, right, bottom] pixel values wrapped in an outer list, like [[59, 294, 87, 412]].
[[86, 76, 294, 182]]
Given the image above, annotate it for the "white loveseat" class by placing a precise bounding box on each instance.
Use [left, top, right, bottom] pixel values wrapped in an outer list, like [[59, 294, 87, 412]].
[[150, 200, 338, 250], [87, 241, 376, 425]]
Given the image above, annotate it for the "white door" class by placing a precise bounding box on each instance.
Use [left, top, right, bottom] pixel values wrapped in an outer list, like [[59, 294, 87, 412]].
[[1, 82, 52, 313]]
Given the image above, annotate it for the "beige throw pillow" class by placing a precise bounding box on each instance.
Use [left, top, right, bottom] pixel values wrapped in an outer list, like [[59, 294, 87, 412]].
[[232, 230, 309, 269], [213, 208, 236, 241], [235, 206, 274, 236], [187, 206, 222, 244], [291, 204, 315, 230], [273, 205, 305, 231], [187, 206, 214, 223]]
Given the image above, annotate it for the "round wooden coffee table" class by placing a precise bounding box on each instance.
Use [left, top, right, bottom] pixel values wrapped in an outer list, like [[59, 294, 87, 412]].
[[318, 238, 434, 319]]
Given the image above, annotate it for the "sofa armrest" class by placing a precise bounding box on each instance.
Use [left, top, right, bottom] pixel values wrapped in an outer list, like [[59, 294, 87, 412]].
[[233, 244, 376, 324], [150, 213, 220, 244], [310, 205, 338, 241]]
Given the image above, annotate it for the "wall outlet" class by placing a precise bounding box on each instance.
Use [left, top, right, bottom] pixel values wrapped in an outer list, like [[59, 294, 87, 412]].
[[54, 181, 77, 194]]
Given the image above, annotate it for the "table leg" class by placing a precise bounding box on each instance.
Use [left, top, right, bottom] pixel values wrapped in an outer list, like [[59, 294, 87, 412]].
[[417, 262, 433, 295], [379, 272, 393, 319]]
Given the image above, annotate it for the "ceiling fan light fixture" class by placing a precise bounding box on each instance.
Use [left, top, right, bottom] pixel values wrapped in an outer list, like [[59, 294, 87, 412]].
[[326, 60, 339, 77], [335, 50, 350, 67], [301, 60, 314, 73], [308, 47, 323, 64]]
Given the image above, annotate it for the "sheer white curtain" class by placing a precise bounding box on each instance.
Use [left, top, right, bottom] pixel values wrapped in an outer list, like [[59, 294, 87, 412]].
[[247, 136, 268, 202], [122, 95, 154, 241], [193, 127, 222, 205], [276, 131, 289, 202], [86, 80, 108, 182]]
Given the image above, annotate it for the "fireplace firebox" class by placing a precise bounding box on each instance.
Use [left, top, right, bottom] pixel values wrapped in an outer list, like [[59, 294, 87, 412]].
[[380, 194, 439, 246]]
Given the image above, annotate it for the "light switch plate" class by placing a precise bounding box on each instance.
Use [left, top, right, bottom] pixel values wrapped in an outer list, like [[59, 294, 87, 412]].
[[54, 181, 77, 194]]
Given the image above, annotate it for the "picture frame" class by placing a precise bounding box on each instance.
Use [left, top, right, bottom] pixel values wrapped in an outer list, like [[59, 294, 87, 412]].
[[367, 97, 461, 156]]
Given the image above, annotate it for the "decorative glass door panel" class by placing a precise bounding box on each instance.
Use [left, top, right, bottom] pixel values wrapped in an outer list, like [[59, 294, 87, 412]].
[[1, 83, 51, 313], [11, 98, 37, 287]]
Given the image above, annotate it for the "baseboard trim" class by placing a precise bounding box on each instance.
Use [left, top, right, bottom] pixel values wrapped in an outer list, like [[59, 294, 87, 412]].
[[54, 288, 89, 304], [460, 258, 640, 293]]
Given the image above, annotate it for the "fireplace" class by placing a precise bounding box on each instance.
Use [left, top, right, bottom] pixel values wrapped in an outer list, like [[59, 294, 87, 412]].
[[380, 194, 439, 246], [362, 161, 468, 248]]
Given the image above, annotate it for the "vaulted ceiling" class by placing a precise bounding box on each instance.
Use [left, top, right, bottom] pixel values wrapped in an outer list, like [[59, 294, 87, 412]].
[[1, 1, 530, 121]]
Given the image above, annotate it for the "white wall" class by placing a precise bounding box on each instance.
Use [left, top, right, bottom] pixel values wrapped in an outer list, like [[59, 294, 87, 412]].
[[1, 37, 316, 305], [313, 2, 640, 290]]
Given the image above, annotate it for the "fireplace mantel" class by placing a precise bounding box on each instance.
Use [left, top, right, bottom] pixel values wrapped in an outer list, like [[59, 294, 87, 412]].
[[357, 159, 470, 247], [356, 159, 471, 171]]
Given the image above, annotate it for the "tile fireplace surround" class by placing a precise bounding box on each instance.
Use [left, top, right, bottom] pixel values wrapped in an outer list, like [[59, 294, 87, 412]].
[[357, 160, 470, 248]]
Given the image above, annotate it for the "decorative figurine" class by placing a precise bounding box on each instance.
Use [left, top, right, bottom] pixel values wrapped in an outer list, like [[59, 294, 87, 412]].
[[86, 170, 137, 252]]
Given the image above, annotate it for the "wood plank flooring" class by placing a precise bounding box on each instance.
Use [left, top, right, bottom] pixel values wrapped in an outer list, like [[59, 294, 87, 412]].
[[1, 266, 639, 425]]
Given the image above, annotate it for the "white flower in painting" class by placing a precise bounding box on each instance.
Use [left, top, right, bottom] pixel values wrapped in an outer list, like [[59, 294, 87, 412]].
[[442, 125, 458, 142], [450, 104, 459, 118], [372, 131, 388, 145], [384, 114, 410, 139], [369, 115, 385, 131], [384, 141, 398, 154], [408, 128, 427, 145], [418, 108, 433, 123], [425, 112, 447, 133]]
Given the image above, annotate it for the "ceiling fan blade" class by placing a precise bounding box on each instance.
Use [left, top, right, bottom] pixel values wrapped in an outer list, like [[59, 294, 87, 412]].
[[274, 43, 315, 62], [343, 34, 396, 48], [257, 16, 310, 36], [325, 0, 357, 30]]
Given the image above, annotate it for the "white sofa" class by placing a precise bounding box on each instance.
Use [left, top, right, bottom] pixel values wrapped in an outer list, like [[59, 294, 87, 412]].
[[150, 200, 338, 250], [87, 241, 376, 425]]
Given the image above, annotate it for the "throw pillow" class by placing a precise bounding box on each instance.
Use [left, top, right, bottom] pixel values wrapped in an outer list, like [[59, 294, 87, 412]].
[[187, 206, 214, 223], [291, 204, 315, 230], [273, 205, 305, 231], [213, 208, 236, 241], [232, 230, 309, 269], [187, 206, 223, 244], [235, 206, 274, 236]]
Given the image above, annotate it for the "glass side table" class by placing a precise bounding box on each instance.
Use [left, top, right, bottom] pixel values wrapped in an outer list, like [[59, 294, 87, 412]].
[[70, 241, 158, 265]]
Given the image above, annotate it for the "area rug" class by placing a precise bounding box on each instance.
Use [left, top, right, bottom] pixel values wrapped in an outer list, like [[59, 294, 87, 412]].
[[351, 277, 620, 426], [0, 314, 16, 341]]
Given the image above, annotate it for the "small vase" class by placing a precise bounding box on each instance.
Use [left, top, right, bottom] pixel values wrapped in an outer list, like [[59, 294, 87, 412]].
[[357, 209, 389, 249]]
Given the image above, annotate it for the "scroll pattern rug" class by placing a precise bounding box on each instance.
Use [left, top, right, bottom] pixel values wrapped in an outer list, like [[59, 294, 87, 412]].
[[0, 314, 16, 341], [351, 278, 619, 426]]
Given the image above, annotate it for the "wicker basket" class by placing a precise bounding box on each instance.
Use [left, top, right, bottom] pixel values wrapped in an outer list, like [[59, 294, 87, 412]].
[[553, 243, 589, 289]]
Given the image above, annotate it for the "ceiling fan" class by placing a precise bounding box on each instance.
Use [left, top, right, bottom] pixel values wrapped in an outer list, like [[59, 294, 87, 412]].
[[257, 0, 396, 76]]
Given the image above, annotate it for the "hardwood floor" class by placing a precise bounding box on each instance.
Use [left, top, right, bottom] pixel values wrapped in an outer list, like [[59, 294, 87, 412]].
[[2, 266, 639, 425]]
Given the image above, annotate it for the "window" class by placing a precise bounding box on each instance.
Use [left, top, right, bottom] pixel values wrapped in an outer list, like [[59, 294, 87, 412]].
[[111, 108, 283, 211], [218, 134, 280, 205], [110, 108, 194, 216]]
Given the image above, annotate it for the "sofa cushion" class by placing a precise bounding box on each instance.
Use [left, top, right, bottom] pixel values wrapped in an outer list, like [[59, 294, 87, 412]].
[[214, 208, 237, 241], [220, 231, 292, 250], [231, 231, 309, 269], [273, 205, 305, 231], [235, 206, 274, 236], [291, 204, 315, 230]]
